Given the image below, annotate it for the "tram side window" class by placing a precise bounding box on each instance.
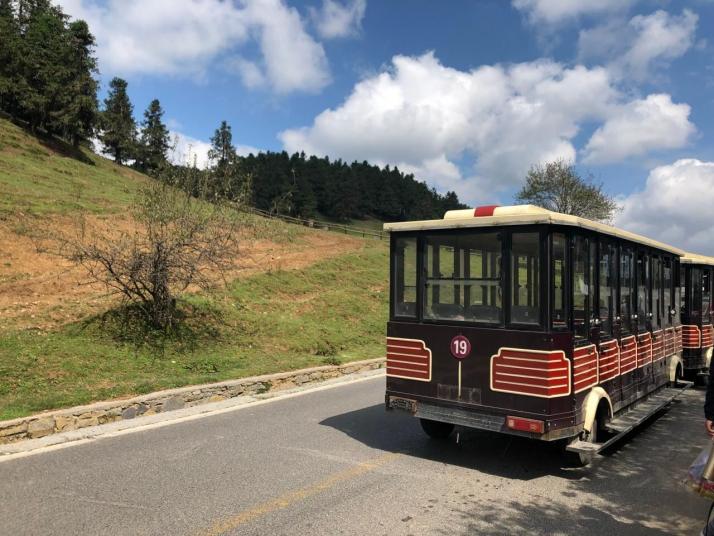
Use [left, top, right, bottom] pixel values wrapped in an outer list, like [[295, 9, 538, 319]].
[[423, 233, 502, 323], [663, 258, 672, 326], [510, 233, 540, 325], [599, 241, 616, 335], [652, 257, 663, 329], [637, 253, 650, 331], [620, 247, 634, 334], [703, 269, 712, 324], [393, 236, 417, 318], [692, 268, 703, 323], [673, 261, 682, 326], [551, 233, 568, 330], [573, 236, 589, 340]]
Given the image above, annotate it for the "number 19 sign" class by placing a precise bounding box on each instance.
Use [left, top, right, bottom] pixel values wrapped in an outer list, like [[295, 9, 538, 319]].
[[450, 335, 471, 360]]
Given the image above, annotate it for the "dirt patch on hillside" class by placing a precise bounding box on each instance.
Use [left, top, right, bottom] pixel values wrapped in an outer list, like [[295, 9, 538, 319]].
[[0, 213, 365, 332]]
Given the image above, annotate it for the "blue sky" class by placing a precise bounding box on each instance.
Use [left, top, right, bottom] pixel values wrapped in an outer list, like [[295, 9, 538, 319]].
[[57, 0, 714, 253]]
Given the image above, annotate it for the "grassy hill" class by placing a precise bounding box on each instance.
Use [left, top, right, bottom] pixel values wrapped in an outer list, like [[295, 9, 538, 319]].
[[0, 118, 388, 420]]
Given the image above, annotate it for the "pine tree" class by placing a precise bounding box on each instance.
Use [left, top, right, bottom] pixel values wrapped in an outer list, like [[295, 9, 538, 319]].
[[17, 3, 69, 133], [100, 77, 136, 165], [0, 0, 20, 114], [208, 120, 237, 171], [137, 99, 170, 174], [61, 20, 98, 146]]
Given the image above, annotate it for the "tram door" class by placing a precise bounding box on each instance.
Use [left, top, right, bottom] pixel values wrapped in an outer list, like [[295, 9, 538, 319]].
[[601, 240, 622, 405], [636, 251, 654, 396], [619, 246, 636, 403]]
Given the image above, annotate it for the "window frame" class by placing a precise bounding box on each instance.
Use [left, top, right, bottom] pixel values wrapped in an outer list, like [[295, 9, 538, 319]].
[[421, 230, 505, 326], [389, 232, 420, 322]]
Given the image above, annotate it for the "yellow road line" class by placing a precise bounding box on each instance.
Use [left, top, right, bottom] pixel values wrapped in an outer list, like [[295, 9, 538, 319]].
[[197, 452, 398, 536]]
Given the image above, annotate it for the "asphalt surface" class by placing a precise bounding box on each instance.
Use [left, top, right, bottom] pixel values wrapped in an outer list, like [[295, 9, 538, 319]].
[[0, 375, 710, 536]]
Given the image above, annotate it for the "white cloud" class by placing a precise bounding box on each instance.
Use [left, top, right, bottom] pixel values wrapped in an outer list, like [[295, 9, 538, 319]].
[[512, 0, 635, 25], [578, 9, 698, 81], [280, 52, 694, 204], [56, 0, 330, 94], [309, 0, 366, 39], [243, 0, 330, 94], [169, 132, 260, 169], [226, 57, 267, 89], [616, 159, 714, 254], [582, 94, 695, 164], [169, 132, 213, 169]]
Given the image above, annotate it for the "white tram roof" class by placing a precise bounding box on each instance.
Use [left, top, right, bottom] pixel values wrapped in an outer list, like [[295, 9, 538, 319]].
[[383, 204, 685, 256], [680, 252, 714, 266]]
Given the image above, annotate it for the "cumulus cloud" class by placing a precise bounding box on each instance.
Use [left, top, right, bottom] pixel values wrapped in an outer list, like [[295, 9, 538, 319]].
[[56, 0, 330, 94], [309, 0, 366, 39], [616, 159, 714, 254], [512, 0, 635, 25], [582, 94, 695, 164], [578, 9, 698, 81], [280, 52, 694, 204], [169, 132, 260, 169]]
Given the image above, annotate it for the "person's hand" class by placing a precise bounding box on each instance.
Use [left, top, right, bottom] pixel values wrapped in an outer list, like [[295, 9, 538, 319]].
[[706, 419, 714, 438]]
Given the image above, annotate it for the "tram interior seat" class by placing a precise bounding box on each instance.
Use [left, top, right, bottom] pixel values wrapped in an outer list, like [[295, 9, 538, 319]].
[[466, 304, 500, 322], [431, 303, 464, 319], [511, 305, 539, 324]]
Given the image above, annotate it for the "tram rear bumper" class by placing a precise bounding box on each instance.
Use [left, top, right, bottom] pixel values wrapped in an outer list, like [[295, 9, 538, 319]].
[[386, 394, 580, 441]]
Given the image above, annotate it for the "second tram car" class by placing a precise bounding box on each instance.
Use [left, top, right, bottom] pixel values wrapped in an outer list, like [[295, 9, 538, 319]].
[[384, 205, 687, 457], [680, 253, 714, 382]]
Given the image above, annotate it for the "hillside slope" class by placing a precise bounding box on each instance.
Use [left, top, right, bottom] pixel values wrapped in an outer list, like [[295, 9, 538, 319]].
[[0, 119, 388, 420]]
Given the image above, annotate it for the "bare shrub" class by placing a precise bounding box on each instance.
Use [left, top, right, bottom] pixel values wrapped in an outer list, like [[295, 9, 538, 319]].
[[60, 167, 247, 331]]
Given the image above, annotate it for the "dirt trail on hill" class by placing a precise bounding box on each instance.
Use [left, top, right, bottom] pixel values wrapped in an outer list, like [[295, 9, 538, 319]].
[[0, 214, 365, 331]]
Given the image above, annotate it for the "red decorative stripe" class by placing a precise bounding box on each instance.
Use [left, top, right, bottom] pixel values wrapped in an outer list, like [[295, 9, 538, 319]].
[[573, 345, 598, 393], [651, 330, 665, 362], [599, 339, 620, 382], [664, 328, 675, 356], [675, 326, 683, 353], [637, 332, 652, 367], [620, 335, 637, 374], [473, 205, 499, 217], [491, 348, 571, 398], [386, 337, 431, 382], [683, 325, 701, 349], [702, 325, 714, 349]]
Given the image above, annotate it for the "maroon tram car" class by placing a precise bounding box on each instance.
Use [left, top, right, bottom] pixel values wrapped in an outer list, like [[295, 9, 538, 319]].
[[679, 254, 714, 382], [383, 205, 686, 450]]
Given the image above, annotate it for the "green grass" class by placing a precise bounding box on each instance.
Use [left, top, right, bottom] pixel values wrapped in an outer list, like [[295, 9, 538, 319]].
[[0, 118, 145, 216], [0, 242, 388, 420]]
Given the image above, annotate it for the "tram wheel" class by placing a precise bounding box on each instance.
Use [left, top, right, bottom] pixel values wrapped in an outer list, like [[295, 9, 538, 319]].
[[419, 418, 455, 439]]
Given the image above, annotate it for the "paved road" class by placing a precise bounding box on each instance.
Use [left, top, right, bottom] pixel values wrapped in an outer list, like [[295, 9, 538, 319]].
[[0, 375, 710, 535]]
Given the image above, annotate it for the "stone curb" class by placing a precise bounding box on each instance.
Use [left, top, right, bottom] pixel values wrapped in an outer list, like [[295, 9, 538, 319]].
[[0, 357, 385, 444]]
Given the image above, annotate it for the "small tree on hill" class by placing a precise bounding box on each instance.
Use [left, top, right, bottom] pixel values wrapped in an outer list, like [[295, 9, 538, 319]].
[[100, 77, 136, 165], [137, 98, 170, 174], [62, 167, 245, 331], [516, 159, 619, 222]]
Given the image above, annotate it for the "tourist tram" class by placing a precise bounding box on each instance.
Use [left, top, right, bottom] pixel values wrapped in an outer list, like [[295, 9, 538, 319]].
[[680, 253, 714, 382], [383, 205, 689, 458]]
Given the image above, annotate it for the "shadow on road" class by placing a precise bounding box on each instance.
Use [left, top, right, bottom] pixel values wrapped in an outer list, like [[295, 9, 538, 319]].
[[321, 393, 709, 535], [320, 403, 587, 481]]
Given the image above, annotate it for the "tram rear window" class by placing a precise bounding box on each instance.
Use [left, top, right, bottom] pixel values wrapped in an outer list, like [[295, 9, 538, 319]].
[[393, 236, 417, 317], [510, 233, 540, 325], [424, 233, 502, 323]]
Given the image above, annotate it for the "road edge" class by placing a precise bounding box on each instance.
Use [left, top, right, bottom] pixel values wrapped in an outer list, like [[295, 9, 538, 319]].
[[0, 357, 385, 446]]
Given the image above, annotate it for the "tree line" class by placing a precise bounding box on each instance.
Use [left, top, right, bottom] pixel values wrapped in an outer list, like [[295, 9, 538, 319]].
[[204, 121, 464, 222]]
